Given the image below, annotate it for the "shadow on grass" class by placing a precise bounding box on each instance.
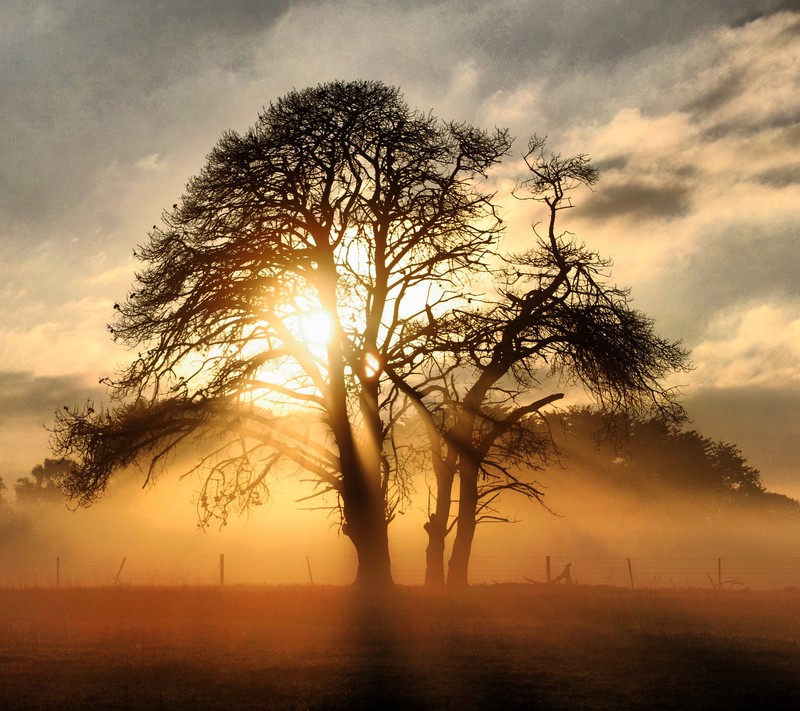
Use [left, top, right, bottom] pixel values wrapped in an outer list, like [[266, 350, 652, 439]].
[[2, 586, 800, 709]]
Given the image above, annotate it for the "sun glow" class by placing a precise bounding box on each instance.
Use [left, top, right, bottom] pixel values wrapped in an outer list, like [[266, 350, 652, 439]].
[[362, 350, 381, 380], [295, 308, 334, 351], [232, 298, 338, 409]]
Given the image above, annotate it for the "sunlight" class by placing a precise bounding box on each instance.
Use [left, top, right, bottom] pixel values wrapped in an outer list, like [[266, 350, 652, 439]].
[[237, 300, 335, 409], [296, 307, 334, 351], [362, 351, 381, 380]]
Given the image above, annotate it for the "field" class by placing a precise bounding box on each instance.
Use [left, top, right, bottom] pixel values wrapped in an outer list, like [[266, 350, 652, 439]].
[[2, 584, 800, 710]]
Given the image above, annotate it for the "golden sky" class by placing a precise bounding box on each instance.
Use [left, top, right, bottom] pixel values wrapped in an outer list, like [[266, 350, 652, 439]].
[[1, 1, 799, 562]]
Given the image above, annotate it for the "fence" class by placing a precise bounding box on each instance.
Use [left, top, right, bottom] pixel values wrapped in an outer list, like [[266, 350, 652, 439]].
[[4, 553, 800, 590], [469, 554, 800, 590]]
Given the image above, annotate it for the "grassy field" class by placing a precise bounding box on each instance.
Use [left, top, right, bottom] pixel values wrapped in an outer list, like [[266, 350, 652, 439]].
[[2, 584, 800, 710]]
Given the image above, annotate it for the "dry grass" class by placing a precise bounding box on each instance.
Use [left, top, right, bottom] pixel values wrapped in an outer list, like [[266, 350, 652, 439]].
[[2, 584, 800, 709]]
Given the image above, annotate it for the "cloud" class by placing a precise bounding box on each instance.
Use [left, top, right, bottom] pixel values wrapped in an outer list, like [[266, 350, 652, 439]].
[[680, 13, 800, 136], [0, 0, 292, 231], [0, 295, 124, 379], [0, 370, 105, 424], [549, 13, 800, 342], [579, 181, 692, 220], [690, 302, 800, 390], [135, 154, 167, 171], [0, 370, 108, 480]]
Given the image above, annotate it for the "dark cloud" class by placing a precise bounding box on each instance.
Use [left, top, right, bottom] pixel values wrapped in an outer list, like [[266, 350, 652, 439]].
[[594, 156, 631, 173], [577, 181, 692, 221], [682, 72, 749, 116], [0, 370, 105, 425], [679, 224, 800, 307], [729, 0, 800, 26], [632, 221, 800, 344], [465, 0, 800, 86], [0, 0, 292, 230], [754, 163, 800, 187]]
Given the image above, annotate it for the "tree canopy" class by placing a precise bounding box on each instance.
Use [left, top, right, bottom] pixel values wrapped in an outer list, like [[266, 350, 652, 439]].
[[14, 458, 72, 506], [549, 407, 799, 514]]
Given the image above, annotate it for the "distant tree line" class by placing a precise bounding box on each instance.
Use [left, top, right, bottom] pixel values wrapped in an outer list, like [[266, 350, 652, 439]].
[[12, 459, 74, 505], [544, 407, 799, 514]]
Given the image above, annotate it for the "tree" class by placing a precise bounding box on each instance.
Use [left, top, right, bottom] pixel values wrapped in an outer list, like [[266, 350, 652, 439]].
[[52, 80, 511, 589], [14, 458, 73, 505], [398, 137, 689, 587], [547, 407, 796, 512]]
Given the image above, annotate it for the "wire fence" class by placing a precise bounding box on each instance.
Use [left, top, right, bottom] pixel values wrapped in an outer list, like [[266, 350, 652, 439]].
[[3, 553, 800, 590], [468, 554, 800, 590]]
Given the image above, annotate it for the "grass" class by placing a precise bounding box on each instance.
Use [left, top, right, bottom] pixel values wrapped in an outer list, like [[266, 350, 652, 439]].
[[2, 584, 800, 709]]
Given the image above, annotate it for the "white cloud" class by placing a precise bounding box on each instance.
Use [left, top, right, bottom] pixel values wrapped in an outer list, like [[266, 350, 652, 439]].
[[0, 297, 123, 379], [691, 302, 800, 389], [135, 153, 166, 171]]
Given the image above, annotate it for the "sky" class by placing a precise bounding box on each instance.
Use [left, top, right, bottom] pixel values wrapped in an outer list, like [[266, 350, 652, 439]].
[[1, 0, 799, 528]]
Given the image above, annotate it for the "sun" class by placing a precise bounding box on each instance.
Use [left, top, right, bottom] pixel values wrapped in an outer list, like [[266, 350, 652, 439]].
[[295, 307, 334, 350]]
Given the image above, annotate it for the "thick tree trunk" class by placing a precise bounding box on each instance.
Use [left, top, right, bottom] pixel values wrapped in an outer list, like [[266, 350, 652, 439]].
[[330, 424, 394, 589], [347, 507, 394, 589], [447, 463, 478, 589], [340, 458, 394, 589], [321, 280, 394, 591]]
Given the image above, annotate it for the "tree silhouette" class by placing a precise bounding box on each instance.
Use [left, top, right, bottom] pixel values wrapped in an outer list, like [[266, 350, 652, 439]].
[[398, 138, 689, 587], [51, 80, 510, 589], [14, 458, 73, 505], [548, 407, 799, 514]]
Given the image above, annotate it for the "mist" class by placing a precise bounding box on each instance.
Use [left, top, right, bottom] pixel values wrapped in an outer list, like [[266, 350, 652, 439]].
[[3, 429, 799, 591]]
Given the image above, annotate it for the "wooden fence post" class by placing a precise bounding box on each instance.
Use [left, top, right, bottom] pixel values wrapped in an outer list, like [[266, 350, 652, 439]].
[[627, 557, 635, 589], [306, 556, 314, 585], [220, 553, 225, 586], [113, 557, 127, 585], [546, 555, 551, 584]]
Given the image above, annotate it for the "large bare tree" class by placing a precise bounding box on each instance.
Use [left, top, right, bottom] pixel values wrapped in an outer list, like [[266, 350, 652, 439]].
[[51, 80, 510, 589]]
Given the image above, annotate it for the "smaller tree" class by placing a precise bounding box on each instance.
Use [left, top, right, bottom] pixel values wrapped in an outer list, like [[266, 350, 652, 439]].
[[14, 458, 73, 505], [397, 137, 689, 588]]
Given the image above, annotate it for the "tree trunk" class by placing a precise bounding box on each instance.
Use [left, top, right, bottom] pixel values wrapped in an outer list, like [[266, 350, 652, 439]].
[[447, 463, 478, 589], [423, 454, 457, 587], [322, 287, 394, 591], [347, 507, 394, 589], [424, 515, 447, 587]]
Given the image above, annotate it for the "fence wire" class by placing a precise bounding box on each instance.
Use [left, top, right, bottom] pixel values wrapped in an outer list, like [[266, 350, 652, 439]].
[[3, 553, 800, 589]]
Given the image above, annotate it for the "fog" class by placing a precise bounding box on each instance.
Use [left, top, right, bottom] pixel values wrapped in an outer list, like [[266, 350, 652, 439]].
[[3, 442, 799, 590]]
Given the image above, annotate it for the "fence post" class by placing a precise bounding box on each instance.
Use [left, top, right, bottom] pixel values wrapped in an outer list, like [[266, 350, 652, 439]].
[[546, 555, 551, 584], [56, 557, 60, 589], [306, 556, 314, 585], [113, 557, 127, 585], [627, 557, 635, 589], [219, 553, 225, 586]]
